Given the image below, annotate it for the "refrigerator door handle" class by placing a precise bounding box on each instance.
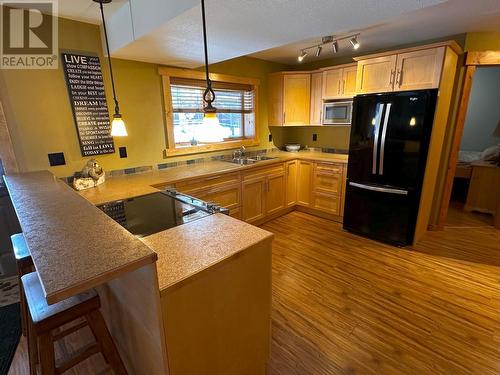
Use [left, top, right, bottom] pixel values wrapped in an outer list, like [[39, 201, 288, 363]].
[[349, 181, 408, 195], [379, 102, 392, 175], [372, 103, 385, 174]]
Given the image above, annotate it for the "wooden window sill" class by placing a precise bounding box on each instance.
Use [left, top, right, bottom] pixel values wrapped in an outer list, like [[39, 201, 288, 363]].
[[164, 139, 260, 157]]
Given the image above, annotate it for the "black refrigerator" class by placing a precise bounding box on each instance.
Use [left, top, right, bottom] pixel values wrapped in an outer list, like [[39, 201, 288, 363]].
[[343, 89, 438, 246]]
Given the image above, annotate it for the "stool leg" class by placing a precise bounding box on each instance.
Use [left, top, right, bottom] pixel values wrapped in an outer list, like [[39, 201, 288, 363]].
[[86, 310, 127, 375], [26, 315, 37, 375], [18, 270, 28, 337], [38, 332, 55, 375]]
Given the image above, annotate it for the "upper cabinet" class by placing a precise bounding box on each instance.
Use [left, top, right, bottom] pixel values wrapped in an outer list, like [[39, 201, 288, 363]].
[[268, 72, 311, 126], [322, 63, 357, 100], [394, 47, 445, 91], [355, 46, 446, 94], [309, 72, 323, 125], [355, 55, 397, 94]]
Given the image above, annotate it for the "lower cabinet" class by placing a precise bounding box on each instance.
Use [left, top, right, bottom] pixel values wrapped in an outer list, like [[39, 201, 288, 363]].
[[297, 160, 313, 206], [285, 160, 297, 207], [242, 164, 286, 223], [173, 159, 346, 224], [242, 178, 266, 222]]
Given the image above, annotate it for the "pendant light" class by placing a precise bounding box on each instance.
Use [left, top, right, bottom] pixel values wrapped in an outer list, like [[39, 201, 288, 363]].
[[199, 0, 224, 143], [94, 0, 127, 137]]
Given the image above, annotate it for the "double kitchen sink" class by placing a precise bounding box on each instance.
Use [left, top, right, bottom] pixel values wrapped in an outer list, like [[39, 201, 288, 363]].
[[220, 155, 276, 165]]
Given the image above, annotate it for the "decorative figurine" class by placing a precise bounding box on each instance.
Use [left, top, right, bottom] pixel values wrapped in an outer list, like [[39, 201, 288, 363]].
[[72, 159, 106, 191]]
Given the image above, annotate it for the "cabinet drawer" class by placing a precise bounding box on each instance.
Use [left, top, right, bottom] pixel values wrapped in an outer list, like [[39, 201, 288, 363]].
[[203, 185, 240, 210], [229, 207, 241, 219], [314, 172, 341, 194], [243, 164, 284, 182], [176, 172, 240, 193], [313, 192, 339, 215], [315, 162, 342, 175]]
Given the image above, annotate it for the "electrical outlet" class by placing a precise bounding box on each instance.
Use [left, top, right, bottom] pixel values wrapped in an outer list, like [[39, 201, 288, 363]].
[[268, 134, 273, 142], [312, 134, 318, 142], [119, 146, 128, 158], [48, 152, 66, 166]]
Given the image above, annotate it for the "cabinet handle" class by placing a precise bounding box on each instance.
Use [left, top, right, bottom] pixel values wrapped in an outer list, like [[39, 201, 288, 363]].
[[283, 112, 286, 124], [342, 79, 346, 94], [338, 80, 341, 94], [389, 70, 395, 86], [396, 69, 402, 87]]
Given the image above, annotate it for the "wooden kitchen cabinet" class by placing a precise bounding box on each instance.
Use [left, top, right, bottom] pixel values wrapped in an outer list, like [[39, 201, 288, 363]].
[[355, 46, 446, 94], [309, 72, 323, 125], [242, 177, 266, 222], [285, 160, 298, 207], [296, 160, 313, 206], [268, 72, 311, 126], [311, 162, 343, 215], [355, 55, 397, 94], [394, 47, 445, 91], [322, 63, 357, 99], [242, 164, 286, 222]]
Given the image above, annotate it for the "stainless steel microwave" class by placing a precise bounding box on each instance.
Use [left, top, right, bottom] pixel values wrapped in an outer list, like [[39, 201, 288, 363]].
[[322, 101, 353, 125]]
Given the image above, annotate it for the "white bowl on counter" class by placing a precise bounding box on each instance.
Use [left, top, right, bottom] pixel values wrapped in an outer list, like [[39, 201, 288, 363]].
[[285, 144, 301, 152]]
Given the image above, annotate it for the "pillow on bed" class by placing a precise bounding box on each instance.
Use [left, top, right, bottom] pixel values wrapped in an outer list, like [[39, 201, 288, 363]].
[[480, 145, 500, 162], [458, 150, 482, 163]]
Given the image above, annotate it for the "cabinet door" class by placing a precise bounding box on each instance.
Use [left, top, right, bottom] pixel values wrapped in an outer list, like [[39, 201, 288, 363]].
[[322, 68, 343, 99], [297, 161, 312, 206], [356, 55, 397, 94], [285, 161, 297, 207], [283, 74, 311, 126], [268, 74, 283, 126], [309, 72, 323, 125], [394, 47, 445, 91], [265, 173, 286, 215], [242, 178, 266, 222], [341, 65, 357, 97]]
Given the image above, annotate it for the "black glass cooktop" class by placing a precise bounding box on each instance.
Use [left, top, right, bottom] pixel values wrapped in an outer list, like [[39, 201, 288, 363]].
[[97, 191, 212, 237]]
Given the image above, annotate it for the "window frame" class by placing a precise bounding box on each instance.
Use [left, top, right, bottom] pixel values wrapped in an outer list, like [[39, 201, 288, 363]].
[[159, 67, 260, 157]]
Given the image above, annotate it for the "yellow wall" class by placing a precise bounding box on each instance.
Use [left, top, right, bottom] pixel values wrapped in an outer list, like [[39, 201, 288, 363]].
[[0, 17, 289, 177], [465, 32, 500, 51]]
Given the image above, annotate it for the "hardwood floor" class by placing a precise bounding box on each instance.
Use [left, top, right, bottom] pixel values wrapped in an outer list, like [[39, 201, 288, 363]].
[[9, 211, 500, 374], [445, 201, 494, 228], [263, 211, 500, 375]]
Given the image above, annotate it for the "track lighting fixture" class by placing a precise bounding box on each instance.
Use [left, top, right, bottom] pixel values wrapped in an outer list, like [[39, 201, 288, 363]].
[[332, 40, 338, 54], [298, 50, 308, 62], [315, 46, 322, 57], [297, 33, 360, 62], [350, 36, 360, 50]]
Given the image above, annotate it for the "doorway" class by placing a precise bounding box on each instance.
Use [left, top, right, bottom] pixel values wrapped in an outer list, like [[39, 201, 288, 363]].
[[438, 52, 500, 229]]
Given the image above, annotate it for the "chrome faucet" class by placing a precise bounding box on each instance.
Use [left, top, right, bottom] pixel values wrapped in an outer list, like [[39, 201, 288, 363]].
[[233, 145, 246, 159]]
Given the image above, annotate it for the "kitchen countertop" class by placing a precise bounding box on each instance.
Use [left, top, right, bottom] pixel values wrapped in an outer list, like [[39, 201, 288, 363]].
[[79, 150, 348, 205], [4, 171, 157, 304], [142, 213, 273, 294]]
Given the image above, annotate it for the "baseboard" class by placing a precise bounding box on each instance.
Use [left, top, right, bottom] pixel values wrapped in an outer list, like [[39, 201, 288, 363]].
[[296, 206, 343, 223]]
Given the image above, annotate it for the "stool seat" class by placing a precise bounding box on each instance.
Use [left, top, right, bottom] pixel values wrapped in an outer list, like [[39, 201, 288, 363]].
[[21, 272, 97, 325], [11, 233, 31, 261]]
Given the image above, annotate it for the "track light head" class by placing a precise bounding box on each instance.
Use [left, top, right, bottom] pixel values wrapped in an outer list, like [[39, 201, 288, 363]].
[[350, 36, 360, 50], [332, 40, 339, 54], [298, 50, 307, 62], [315, 46, 322, 57]]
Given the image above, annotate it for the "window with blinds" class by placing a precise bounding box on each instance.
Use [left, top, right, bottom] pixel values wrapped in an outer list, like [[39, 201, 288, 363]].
[[170, 78, 255, 145]]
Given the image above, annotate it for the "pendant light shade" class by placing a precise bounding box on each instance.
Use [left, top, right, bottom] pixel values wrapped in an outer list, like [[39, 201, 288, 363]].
[[95, 0, 127, 137], [111, 114, 128, 136]]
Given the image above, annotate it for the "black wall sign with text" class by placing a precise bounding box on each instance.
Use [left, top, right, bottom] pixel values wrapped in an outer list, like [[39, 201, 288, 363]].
[[62, 52, 115, 156]]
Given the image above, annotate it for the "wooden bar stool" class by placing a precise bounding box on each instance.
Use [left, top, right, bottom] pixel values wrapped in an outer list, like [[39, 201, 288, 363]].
[[11, 233, 34, 337], [21, 271, 127, 375]]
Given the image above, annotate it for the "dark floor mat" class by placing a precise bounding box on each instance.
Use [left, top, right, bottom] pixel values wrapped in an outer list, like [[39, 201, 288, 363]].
[[0, 303, 21, 375]]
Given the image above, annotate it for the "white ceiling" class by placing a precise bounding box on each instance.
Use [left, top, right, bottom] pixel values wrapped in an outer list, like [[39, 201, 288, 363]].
[[56, 0, 500, 68], [252, 0, 500, 65]]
